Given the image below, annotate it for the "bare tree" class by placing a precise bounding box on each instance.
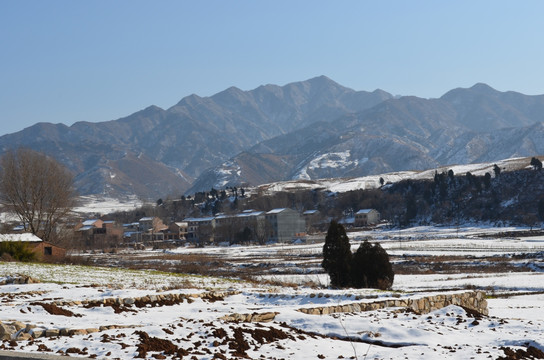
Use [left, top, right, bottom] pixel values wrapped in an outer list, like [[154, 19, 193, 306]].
[[0, 148, 77, 243]]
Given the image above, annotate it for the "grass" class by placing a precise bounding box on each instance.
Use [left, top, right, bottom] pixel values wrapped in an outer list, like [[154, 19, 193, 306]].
[[0, 261, 244, 290]]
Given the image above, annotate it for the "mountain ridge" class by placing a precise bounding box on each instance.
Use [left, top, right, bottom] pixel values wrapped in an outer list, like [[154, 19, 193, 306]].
[[2, 77, 544, 199], [0, 76, 392, 199], [188, 81, 544, 193]]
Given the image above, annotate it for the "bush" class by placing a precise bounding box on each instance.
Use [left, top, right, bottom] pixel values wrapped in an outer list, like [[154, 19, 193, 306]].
[[351, 240, 394, 290], [321, 220, 352, 288], [0, 241, 37, 262], [322, 221, 394, 290]]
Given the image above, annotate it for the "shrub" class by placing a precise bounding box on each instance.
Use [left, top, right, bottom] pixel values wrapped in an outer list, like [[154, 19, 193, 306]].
[[0, 241, 37, 262], [322, 221, 394, 290], [321, 220, 352, 288], [351, 240, 394, 290]]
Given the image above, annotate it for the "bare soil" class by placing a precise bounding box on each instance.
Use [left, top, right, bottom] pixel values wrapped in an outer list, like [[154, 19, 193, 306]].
[[30, 302, 82, 317]]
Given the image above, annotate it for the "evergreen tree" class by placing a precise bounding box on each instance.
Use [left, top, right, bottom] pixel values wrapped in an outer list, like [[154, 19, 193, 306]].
[[351, 240, 394, 290], [466, 172, 473, 186], [493, 164, 501, 178], [538, 198, 544, 221], [350, 240, 372, 288], [531, 157, 542, 171], [322, 220, 352, 288], [484, 172, 492, 189], [404, 195, 417, 224]]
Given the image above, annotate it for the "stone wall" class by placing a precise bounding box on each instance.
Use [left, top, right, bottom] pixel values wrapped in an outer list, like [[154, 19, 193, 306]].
[[297, 291, 488, 316], [1, 290, 240, 341]]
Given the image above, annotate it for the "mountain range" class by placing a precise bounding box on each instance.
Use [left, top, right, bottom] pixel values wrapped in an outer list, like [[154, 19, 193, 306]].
[[2, 76, 544, 200]]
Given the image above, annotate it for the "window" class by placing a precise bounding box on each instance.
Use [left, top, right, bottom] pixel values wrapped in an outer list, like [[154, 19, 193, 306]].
[[44, 247, 52, 256]]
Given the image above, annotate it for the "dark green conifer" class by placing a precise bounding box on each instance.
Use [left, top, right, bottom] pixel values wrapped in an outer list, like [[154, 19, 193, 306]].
[[322, 220, 352, 288]]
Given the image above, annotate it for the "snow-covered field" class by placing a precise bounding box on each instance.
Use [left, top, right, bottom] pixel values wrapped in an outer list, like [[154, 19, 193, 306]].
[[0, 225, 543, 359]]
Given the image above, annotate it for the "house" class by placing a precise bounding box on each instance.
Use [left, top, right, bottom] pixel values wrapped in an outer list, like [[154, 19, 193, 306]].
[[166, 222, 189, 241], [122, 222, 141, 243], [0, 233, 66, 260], [302, 209, 323, 232], [265, 208, 306, 243], [183, 217, 216, 244], [75, 219, 123, 248], [214, 210, 266, 244], [123, 218, 168, 244], [354, 209, 381, 227]]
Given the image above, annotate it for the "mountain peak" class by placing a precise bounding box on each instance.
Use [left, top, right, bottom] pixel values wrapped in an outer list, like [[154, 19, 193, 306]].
[[441, 82, 499, 101], [469, 83, 498, 95], [304, 75, 346, 89]]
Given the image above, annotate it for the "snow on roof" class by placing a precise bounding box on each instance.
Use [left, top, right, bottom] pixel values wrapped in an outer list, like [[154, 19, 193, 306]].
[[236, 211, 264, 218], [82, 219, 100, 226], [356, 209, 375, 214], [267, 208, 287, 214], [77, 226, 94, 231], [0, 233, 42, 243], [139, 217, 154, 222], [184, 217, 215, 222], [303, 210, 319, 215]]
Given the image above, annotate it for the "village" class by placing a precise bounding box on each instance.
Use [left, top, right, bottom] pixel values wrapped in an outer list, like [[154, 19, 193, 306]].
[[73, 208, 381, 249], [1, 205, 382, 262]]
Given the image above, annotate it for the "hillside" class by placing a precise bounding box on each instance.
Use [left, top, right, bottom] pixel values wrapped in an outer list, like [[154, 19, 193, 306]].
[[0, 76, 391, 199], [193, 85, 544, 192], [2, 77, 544, 199]]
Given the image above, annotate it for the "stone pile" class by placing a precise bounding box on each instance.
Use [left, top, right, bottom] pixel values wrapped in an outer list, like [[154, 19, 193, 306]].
[[0, 320, 135, 341], [220, 312, 278, 323], [0, 275, 39, 286], [50, 290, 240, 308]]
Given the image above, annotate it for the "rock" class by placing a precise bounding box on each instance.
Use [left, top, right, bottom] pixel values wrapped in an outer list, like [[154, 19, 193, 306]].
[[29, 328, 45, 338], [321, 307, 329, 315], [253, 312, 277, 322], [16, 332, 32, 341], [0, 322, 17, 337], [123, 298, 135, 305], [45, 329, 60, 337], [69, 329, 88, 336], [12, 321, 26, 331]]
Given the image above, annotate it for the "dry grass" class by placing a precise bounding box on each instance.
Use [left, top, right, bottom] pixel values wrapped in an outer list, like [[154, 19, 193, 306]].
[[393, 254, 531, 275], [68, 243, 538, 288]]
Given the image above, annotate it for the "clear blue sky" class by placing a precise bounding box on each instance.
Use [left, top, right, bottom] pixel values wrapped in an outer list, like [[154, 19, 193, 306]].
[[2, 1, 544, 136]]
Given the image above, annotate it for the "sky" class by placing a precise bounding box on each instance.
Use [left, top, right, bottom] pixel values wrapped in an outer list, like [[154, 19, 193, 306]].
[[1, 1, 544, 136]]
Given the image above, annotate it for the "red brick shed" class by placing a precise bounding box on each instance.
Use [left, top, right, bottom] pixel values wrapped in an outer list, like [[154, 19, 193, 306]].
[[0, 233, 66, 261]]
